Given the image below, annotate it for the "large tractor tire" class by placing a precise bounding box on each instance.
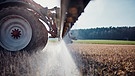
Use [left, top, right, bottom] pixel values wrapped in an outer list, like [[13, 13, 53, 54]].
[[0, 7, 48, 53]]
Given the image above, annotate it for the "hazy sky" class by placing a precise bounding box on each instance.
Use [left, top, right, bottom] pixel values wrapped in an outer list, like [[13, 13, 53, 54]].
[[72, 0, 135, 29], [33, 0, 60, 8], [34, 0, 135, 29]]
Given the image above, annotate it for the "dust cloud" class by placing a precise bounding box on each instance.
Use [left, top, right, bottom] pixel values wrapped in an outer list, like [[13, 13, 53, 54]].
[[0, 40, 81, 76], [29, 40, 81, 76]]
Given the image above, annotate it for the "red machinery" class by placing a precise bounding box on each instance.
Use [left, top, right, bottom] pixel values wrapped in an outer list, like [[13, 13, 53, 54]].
[[0, 0, 91, 53]]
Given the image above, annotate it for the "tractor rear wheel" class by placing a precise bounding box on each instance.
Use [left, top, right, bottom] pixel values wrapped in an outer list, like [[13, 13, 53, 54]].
[[0, 7, 48, 53]]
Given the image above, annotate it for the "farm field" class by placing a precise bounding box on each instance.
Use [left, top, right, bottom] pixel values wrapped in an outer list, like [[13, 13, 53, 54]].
[[73, 40, 135, 45], [68, 43, 135, 76]]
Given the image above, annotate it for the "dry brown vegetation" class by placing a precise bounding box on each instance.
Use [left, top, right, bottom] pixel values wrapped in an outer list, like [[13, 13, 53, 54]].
[[0, 42, 135, 76], [68, 43, 135, 76], [0, 50, 45, 76]]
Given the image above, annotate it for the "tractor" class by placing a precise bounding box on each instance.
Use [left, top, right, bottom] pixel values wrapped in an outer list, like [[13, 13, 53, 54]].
[[0, 0, 91, 53]]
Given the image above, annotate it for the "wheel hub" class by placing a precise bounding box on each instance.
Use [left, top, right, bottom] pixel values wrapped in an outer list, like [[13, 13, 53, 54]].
[[11, 29, 21, 39]]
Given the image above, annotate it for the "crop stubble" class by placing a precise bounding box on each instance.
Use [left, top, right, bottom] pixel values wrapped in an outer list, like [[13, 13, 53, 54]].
[[68, 43, 135, 76]]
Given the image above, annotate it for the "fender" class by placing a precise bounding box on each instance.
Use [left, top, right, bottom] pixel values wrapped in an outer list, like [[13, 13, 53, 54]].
[[0, 1, 45, 20]]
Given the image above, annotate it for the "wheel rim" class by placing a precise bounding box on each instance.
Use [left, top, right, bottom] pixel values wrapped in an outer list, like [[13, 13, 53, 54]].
[[0, 15, 32, 51]]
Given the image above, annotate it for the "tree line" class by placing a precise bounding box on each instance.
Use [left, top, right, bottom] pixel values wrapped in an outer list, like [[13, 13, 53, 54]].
[[70, 26, 135, 40]]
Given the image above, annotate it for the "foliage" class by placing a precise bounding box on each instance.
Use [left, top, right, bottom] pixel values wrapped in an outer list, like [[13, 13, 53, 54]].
[[71, 26, 135, 40]]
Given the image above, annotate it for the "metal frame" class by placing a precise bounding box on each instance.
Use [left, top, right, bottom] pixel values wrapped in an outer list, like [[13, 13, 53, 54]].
[[0, 0, 59, 38], [0, 0, 91, 39]]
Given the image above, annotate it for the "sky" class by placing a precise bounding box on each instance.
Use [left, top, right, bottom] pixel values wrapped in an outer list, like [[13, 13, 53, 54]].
[[33, 0, 135, 29], [33, 0, 60, 8]]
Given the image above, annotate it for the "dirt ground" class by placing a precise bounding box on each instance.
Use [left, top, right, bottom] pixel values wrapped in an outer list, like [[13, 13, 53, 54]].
[[0, 43, 135, 76], [68, 43, 135, 76]]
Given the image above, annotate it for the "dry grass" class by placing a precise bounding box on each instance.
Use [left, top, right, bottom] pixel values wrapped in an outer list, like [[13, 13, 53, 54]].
[[0, 50, 44, 76], [68, 43, 135, 76], [0, 51, 32, 76]]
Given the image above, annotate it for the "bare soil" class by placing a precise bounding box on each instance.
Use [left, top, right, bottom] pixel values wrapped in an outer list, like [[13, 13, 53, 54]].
[[68, 43, 135, 76]]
